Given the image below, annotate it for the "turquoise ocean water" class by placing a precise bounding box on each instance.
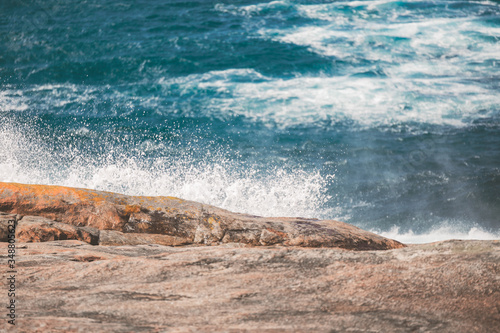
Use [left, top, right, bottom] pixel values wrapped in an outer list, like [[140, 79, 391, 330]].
[[1, 0, 499, 242]]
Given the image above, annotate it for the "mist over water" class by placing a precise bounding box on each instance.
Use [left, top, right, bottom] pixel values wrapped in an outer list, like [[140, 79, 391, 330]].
[[1, 0, 499, 242]]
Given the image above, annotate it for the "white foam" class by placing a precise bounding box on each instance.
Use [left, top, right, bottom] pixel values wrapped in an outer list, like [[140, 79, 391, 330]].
[[159, 69, 498, 129], [261, 12, 497, 64], [0, 89, 29, 112], [215, 1, 290, 17], [375, 225, 500, 244], [208, 2, 500, 129], [250, 0, 500, 76], [2, 64, 498, 130], [0, 119, 333, 219]]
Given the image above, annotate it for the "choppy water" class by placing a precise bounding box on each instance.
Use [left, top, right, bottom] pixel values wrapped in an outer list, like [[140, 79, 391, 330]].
[[1, 0, 499, 243]]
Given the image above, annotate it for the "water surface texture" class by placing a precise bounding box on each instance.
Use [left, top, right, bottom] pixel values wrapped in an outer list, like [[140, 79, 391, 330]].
[[1, 0, 499, 242]]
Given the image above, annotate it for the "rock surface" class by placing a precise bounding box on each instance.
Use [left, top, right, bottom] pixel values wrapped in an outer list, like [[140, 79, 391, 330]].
[[0, 182, 404, 250], [0, 239, 498, 332], [0, 182, 498, 332]]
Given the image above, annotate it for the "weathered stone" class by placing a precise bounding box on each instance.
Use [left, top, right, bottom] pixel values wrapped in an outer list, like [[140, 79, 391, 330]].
[[2, 239, 498, 332], [0, 182, 404, 250], [15, 216, 100, 245], [222, 228, 261, 245], [259, 228, 285, 245], [0, 212, 17, 242], [99, 229, 191, 246]]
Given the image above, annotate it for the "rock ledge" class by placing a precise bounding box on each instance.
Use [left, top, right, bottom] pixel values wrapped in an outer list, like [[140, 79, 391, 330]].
[[0, 182, 403, 250]]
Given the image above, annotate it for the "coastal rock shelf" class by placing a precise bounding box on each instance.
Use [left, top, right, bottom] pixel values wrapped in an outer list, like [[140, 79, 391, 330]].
[[1, 182, 499, 332], [0, 182, 403, 250], [1, 240, 499, 332]]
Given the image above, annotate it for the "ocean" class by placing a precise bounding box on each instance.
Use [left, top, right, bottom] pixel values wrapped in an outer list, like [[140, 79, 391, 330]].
[[1, 0, 499, 243]]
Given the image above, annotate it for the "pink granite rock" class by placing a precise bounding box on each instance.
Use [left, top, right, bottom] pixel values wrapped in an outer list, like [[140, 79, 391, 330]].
[[0, 182, 404, 250]]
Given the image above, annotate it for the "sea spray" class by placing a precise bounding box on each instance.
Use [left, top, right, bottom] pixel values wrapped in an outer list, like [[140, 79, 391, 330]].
[[0, 116, 334, 219], [1, 0, 499, 243]]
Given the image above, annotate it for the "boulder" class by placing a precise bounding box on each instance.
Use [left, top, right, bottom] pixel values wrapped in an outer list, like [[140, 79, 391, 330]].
[[1, 213, 100, 244], [0, 182, 404, 250], [16, 216, 100, 245]]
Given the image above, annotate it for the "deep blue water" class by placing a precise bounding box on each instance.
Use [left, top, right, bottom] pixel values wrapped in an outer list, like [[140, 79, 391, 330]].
[[1, 0, 499, 242]]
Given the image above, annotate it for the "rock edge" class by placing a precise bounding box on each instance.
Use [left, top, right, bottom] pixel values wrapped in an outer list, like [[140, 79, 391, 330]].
[[0, 182, 404, 250]]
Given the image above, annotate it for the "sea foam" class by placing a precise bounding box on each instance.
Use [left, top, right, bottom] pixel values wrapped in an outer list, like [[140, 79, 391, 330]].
[[0, 118, 333, 219], [376, 225, 500, 244]]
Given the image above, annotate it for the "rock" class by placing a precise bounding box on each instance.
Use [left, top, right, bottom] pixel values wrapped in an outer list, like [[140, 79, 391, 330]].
[[15, 216, 100, 245], [2, 239, 498, 332], [0, 212, 17, 242], [1, 213, 100, 244], [0, 182, 404, 249], [98, 229, 191, 246]]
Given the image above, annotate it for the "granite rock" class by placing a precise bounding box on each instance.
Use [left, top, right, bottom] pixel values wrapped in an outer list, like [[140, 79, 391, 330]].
[[0, 182, 404, 250], [0, 239, 498, 332]]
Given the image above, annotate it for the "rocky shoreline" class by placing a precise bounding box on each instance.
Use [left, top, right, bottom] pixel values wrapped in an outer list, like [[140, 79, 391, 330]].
[[0, 182, 403, 250], [0, 182, 499, 332]]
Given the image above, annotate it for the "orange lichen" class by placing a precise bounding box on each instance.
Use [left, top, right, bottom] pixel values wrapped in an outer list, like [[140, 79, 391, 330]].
[[124, 205, 141, 215]]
